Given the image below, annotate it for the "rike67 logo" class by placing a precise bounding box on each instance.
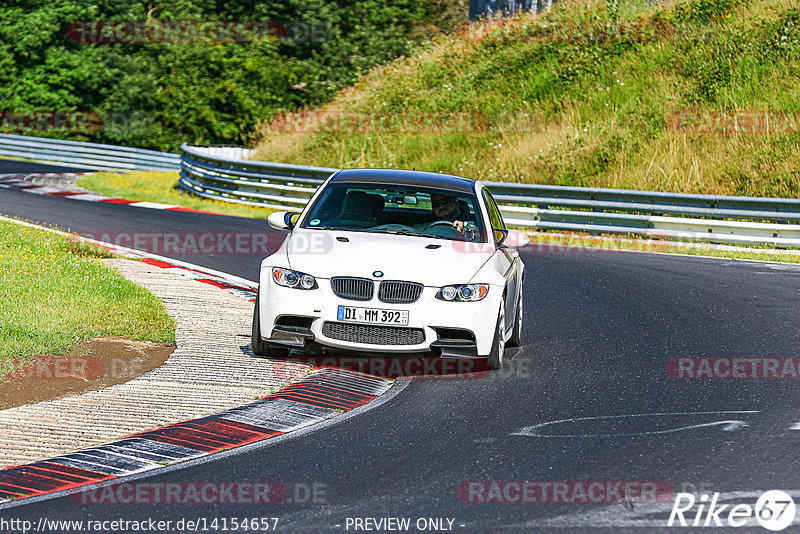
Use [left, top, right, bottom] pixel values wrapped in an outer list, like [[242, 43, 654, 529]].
[[668, 490, 796, 531]]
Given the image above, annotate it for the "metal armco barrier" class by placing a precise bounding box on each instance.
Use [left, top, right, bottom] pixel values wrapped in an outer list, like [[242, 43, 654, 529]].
[[5, 133, 796, 248], [179, 145, 800, 248], [0, 133, 180, 172], [179, 143, 335, 210]]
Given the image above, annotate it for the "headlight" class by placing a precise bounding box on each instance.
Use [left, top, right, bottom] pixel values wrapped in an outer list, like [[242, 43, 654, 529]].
[[436, 284, 489, 302], [272, 267, 317, 290]]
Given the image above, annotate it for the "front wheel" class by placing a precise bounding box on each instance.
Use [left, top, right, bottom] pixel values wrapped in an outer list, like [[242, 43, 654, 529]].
[[251, 289, 289, 358], [486, 302, 506, 370], [507, 288, 523, 348]]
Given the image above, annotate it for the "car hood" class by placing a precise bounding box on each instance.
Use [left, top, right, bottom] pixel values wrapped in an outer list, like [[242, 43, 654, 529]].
[[283, 229, 493, 286]]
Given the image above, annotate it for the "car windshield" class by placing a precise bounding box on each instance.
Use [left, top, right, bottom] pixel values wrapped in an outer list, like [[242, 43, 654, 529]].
[[300, 182, 487, 242]]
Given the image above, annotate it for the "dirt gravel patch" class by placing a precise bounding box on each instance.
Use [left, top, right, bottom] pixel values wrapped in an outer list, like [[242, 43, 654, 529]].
[[0, 337, 174, 409]]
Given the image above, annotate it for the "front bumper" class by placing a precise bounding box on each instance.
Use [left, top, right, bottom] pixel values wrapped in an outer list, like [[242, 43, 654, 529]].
[[258, 273, 501, 357]]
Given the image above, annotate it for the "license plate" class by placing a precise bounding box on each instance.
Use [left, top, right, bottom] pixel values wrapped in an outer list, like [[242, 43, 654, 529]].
[[337, 305, 409, 326]]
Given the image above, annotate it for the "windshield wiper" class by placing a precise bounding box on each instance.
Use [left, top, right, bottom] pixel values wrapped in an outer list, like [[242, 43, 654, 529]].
[[305, 226, 368, 232], [374, 229, 462, 241], [372, 229, 424, 237]]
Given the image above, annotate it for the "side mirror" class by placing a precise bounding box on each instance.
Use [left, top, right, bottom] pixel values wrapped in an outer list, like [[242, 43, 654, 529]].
[[502, 229, 531, 250], [268, 211, 301, 231], [493, 228, 509, 247]]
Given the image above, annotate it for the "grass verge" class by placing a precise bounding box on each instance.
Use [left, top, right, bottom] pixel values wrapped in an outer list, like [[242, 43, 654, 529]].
[[253, 0, 800, 197], [0, 218, 175, 375], [77, 171, 274, 219]]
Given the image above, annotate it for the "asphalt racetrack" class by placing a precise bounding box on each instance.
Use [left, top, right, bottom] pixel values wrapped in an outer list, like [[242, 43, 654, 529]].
[[0, 158, 93, 175]]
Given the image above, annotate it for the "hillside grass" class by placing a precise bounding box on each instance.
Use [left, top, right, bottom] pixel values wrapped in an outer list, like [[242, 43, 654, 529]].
[[253, 0, 800, 198], [0, 219, 175, 374], [78, 171, 274, 218]]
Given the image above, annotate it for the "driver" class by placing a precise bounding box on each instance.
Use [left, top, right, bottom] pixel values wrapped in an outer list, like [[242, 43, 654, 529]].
[[430, 193, 466, 234]]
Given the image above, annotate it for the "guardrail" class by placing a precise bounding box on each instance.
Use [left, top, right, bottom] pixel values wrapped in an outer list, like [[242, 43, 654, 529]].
[[0, 133, 180, 172], [179, 143, 800, 248], [180, 143, 334, 210]]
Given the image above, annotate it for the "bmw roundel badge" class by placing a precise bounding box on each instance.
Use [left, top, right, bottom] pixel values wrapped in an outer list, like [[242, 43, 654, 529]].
[[373, 271, 384, 278]]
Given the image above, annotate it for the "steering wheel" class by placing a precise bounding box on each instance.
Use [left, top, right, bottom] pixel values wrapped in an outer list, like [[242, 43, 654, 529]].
[[371, 224, 419, 232], [423, 220, 458, 231], [422, 220, 465, 239]]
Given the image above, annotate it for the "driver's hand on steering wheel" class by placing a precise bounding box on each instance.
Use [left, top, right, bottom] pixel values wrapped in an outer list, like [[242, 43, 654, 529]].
[[452, 220, 464, 233]]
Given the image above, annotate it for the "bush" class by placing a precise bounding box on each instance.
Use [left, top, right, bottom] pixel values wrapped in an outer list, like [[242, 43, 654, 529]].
[[0, 0, 468, 151]]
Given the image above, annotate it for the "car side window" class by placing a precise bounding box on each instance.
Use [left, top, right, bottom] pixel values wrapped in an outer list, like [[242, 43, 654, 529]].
[[482, 190, 505, 230]]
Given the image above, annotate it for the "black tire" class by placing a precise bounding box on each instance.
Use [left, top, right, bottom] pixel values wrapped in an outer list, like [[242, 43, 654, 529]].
[[486, 302, 506, 370], [251, 289, 289, 358], [507, 288, 523, 348]]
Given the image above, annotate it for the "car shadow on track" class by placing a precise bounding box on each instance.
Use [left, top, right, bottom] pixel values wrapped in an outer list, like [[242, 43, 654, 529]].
[[240, 343, 526, 380]]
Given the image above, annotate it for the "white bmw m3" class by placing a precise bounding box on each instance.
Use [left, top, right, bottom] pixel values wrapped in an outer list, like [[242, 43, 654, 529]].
[[252, 169, 528, 370]]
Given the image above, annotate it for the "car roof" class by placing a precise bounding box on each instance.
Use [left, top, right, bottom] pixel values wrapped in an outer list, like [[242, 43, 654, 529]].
[[329, 168, 476, 194]]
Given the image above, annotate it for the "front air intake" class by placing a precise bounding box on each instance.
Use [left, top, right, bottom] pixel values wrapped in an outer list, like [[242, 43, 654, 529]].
[[322, 322, 425, 345]]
